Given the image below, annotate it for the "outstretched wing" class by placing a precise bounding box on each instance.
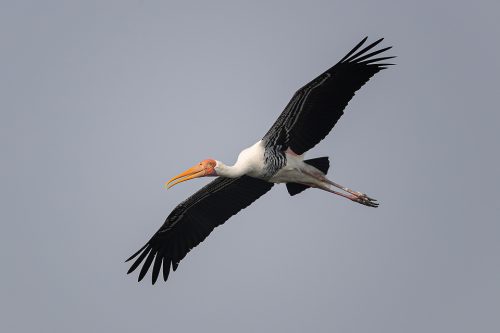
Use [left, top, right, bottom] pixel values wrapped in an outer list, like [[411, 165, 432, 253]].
[[263, 37, 394, 155], [126, 176, 274, 284]]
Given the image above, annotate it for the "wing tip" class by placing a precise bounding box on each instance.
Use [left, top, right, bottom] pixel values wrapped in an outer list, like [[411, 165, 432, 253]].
[[125, 243, 148, 263], [163, 257, 171, 281], [151, 253, 163, 285], [126, 245, 174, 284], [339, 36, 369, 63], [138, 249, 156, 282], [340, 37, 394, 65]]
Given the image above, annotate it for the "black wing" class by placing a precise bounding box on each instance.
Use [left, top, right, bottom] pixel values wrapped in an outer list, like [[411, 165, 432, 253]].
[[263, 37, 395, 155], [126, 176, 274, 284]]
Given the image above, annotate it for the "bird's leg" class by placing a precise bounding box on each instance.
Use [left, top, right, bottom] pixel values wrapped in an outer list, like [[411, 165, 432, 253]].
[[322, 178, 378, 207], [322, 184, 379, 207], [301, 168, 378, 207], [323, 179, 375, 200]]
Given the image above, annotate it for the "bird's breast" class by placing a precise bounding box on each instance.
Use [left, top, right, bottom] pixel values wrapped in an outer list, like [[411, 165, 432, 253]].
[[234, 141, 267, 177]]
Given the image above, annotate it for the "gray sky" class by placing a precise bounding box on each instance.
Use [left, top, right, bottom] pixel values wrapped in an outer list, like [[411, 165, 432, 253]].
[[2, 1, 499, 332]]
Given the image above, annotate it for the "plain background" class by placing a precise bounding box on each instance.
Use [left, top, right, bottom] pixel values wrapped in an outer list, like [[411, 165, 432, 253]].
[[2, 1, 499, 332]]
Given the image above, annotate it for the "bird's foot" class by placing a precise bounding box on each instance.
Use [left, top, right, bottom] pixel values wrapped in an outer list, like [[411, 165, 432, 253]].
[[350, 193, 379, 208]]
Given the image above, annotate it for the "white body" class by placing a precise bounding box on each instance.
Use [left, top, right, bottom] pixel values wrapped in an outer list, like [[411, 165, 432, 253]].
[[214, 140, 326, 188]]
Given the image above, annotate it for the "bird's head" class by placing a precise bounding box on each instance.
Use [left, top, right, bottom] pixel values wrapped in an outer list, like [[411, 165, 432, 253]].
[[165, 159, 218, 189]]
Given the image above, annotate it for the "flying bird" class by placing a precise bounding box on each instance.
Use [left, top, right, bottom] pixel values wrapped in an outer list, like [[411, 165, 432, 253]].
[[127, 37, 394, 284]]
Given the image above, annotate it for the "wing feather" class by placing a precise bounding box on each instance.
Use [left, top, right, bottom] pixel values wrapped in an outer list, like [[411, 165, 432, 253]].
[[126, 176, 274, 283], [263, 37, 394, 155]]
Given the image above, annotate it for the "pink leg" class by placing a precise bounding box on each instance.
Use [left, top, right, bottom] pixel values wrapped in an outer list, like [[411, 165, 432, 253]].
[[321, 185, 379, 207], [302, 170, 378, 207]]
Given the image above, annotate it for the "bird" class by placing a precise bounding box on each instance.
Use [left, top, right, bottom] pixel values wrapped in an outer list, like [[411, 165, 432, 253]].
[[126, 37, 394, 284]]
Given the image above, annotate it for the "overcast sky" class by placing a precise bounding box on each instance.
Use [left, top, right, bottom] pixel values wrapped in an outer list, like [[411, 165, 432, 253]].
[[2, 1, 499, 332]]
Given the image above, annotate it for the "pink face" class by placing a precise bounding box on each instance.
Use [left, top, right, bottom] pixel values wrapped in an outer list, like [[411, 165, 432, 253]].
[[200, 159, 217, 176], [165, 158, 218, 189]]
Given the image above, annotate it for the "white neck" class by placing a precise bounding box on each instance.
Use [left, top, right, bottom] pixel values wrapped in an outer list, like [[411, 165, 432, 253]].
[[214, 160, 248, 178]]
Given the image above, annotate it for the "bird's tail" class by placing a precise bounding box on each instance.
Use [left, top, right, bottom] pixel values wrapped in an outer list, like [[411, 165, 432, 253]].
[[286, 157, 329, 196]]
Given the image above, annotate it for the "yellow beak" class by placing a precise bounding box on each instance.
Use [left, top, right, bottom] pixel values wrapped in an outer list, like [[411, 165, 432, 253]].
[[165, 163, 206, 189]]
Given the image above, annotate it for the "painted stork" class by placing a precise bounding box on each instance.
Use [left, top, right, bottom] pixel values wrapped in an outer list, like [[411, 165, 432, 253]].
[[127, 37, 394, 284]]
